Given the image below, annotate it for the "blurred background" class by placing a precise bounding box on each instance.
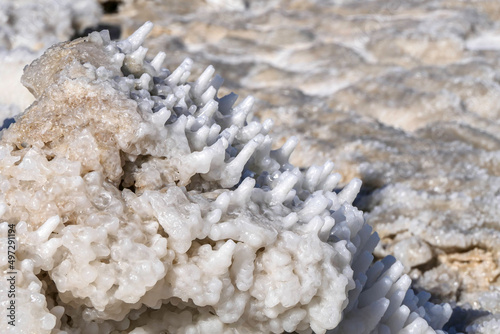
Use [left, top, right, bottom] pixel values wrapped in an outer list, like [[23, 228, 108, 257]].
[[2, 0, 500, 330]]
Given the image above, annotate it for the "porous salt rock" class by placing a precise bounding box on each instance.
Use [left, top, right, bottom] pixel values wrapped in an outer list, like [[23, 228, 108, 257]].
[[0, 23, 451, 333]]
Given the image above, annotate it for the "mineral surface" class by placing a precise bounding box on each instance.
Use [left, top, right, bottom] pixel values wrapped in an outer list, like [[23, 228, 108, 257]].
[[0, 22, 452, 333], [94, 1, 500, 331], [1, 0, 500, 332]]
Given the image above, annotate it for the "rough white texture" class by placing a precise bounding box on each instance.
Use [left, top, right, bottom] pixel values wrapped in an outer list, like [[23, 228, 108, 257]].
[[85, 1, 500, 330], [0, 24, 451, 333]]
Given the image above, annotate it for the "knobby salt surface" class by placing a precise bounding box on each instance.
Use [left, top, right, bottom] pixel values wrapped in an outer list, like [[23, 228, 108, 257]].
[[1, 0, 500, 332], [0, 22, 453, 333]]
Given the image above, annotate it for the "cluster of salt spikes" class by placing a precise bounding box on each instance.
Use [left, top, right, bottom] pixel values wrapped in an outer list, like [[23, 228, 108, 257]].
[[0, 22, 452, 333]]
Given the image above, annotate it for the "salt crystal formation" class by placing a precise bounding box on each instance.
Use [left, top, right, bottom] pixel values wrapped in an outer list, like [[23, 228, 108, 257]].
[[111, 1, 500, 326], [0, 23, 453, 333]]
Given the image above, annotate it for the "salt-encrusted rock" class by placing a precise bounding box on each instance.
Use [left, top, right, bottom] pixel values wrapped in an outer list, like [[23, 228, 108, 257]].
[[0, 23, 451, 333], [85, 0, 500, 330]]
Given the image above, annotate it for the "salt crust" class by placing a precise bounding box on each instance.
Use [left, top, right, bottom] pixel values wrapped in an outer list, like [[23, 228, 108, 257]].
[[0, 23, 451, 333]]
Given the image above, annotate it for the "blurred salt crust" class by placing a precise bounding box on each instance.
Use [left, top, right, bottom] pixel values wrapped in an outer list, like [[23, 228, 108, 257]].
[[2, 0, 500, 332], [0, 0, 102, 119]]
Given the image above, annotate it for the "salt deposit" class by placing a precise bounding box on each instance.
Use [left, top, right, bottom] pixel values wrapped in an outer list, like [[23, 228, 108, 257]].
[[2, 0, 500, 332], [95, 1, 500, 330], [0, 23, 452, 333]]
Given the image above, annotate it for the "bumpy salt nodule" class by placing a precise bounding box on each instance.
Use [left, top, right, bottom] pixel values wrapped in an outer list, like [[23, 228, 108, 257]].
[[0, 23, 451, 333]]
